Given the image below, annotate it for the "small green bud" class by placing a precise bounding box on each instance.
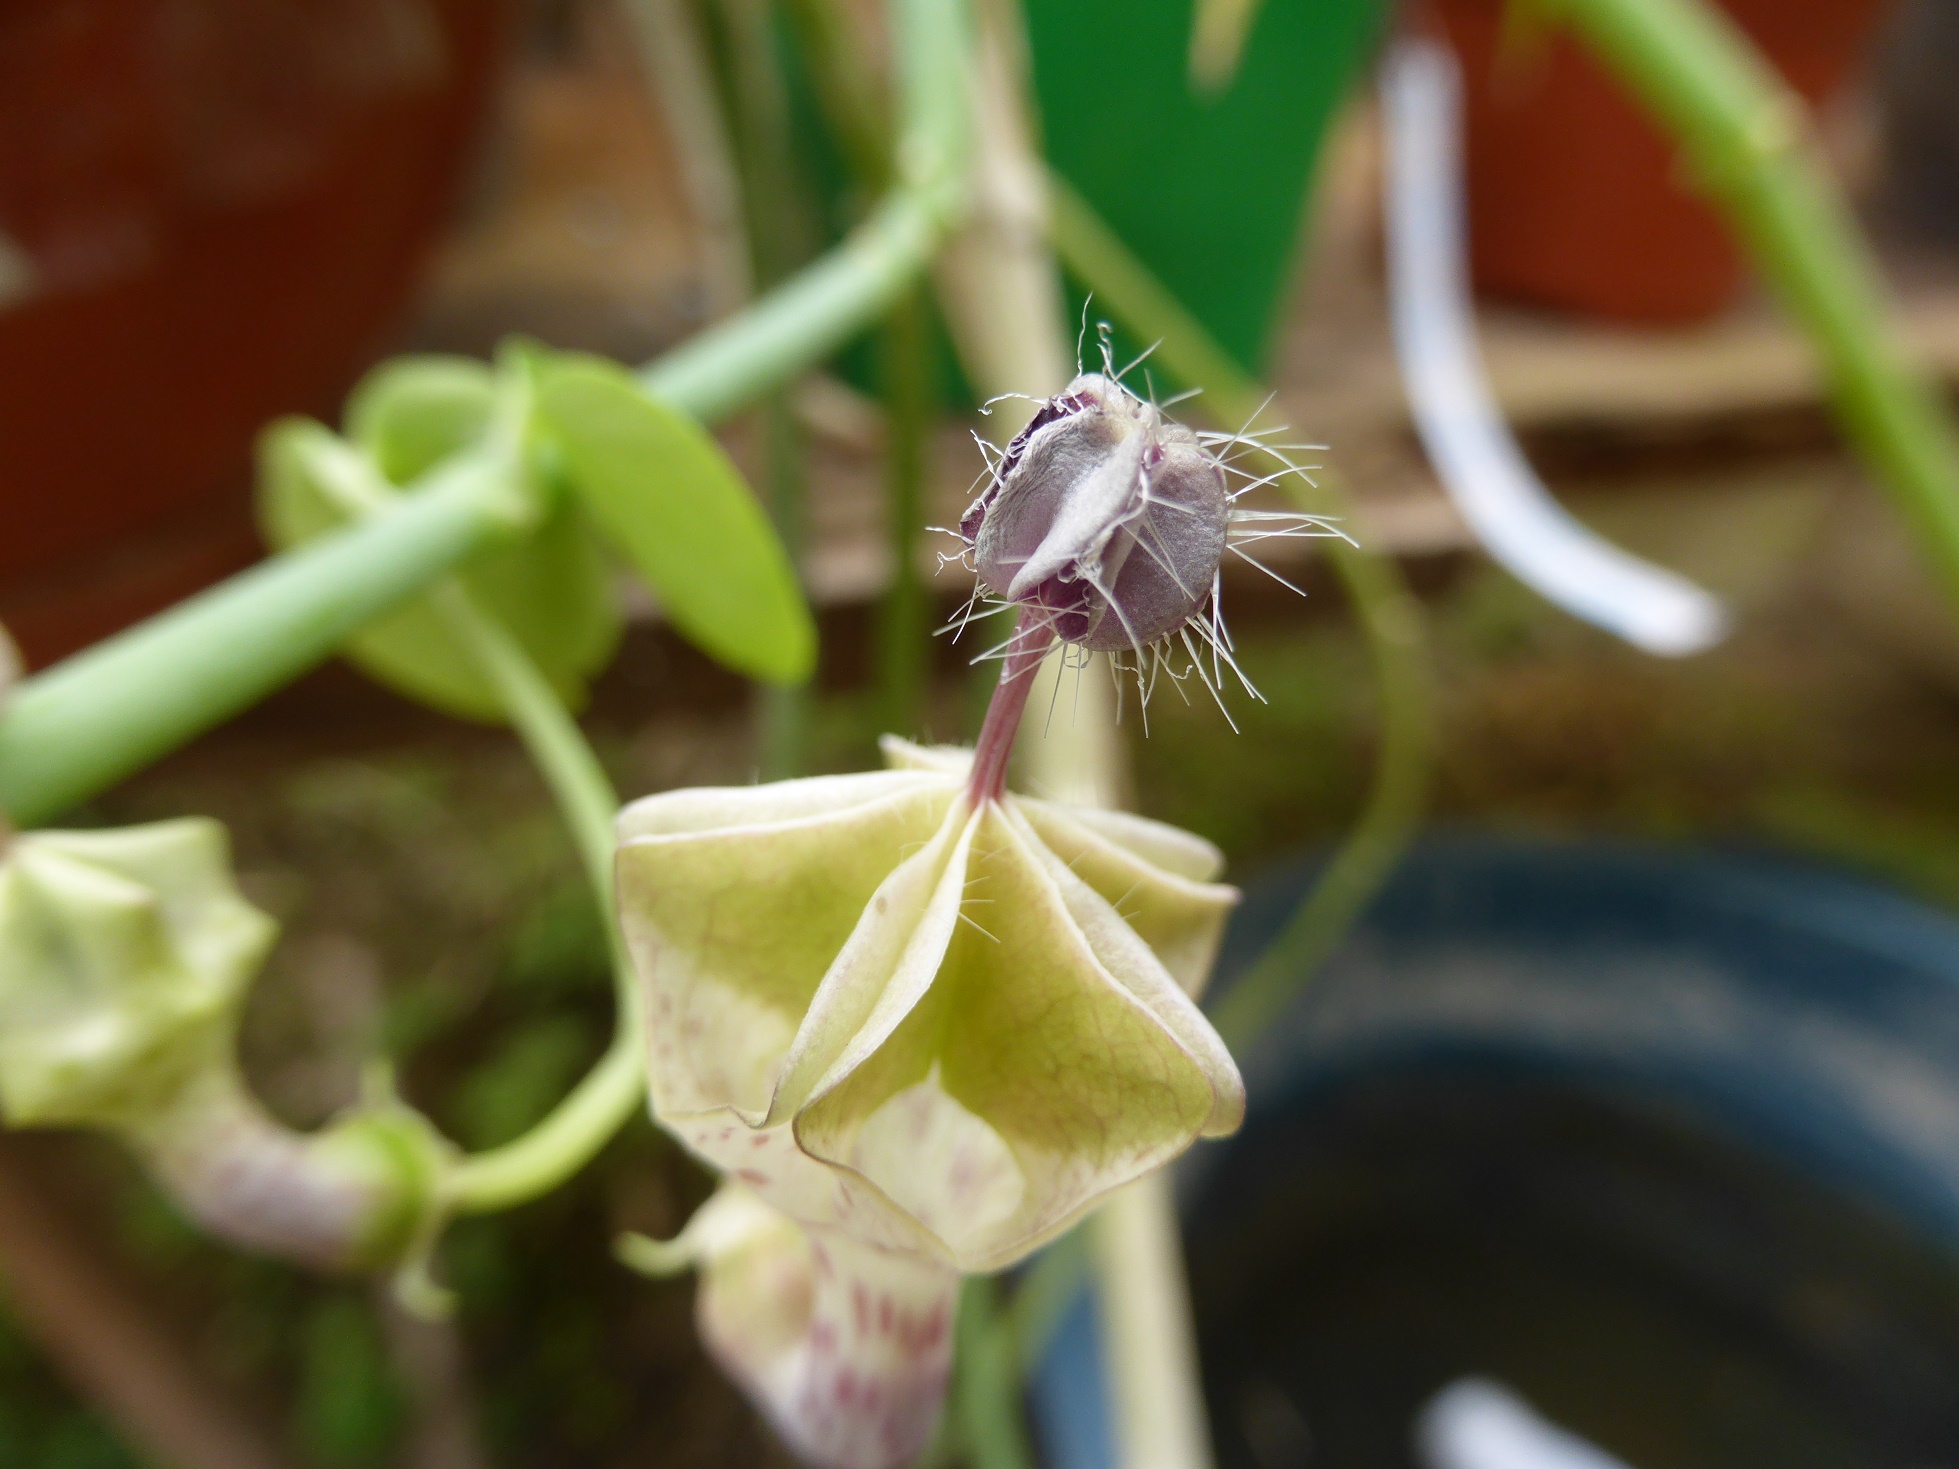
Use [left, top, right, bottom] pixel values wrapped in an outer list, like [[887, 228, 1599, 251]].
[[0, 819, 275, 1128]]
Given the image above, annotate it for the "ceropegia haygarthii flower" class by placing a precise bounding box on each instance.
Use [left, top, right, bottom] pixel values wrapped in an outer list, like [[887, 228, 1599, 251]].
[[615, 737, 1242, 1467], [0, 819, 439, 1271], [951, 358, 1345, 723]]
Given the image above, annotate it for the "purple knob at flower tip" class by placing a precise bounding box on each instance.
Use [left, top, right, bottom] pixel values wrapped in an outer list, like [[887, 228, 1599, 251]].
[[963, 373, 1228, 655]]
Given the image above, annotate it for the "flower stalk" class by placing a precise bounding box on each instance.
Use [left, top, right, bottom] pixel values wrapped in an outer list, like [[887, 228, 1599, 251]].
[[428, 586, 647, 1217], [966, 613, 1054, 804], [124, 1062, 438, 1273]]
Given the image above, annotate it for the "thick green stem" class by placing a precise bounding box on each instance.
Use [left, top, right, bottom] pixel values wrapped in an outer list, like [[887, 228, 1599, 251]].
[[1044, 170, 1436, 1046], [0, 456, 520, 827], [1092, 1175, 1215, 1469], [1531, 0, 1959, 612]]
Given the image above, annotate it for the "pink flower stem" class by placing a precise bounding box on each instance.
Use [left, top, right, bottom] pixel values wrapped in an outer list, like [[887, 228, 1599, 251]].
[[967, 610, 1055, 804]]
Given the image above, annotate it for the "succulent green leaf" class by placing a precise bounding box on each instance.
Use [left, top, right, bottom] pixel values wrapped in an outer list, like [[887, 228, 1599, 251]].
[[345, 355, 498, 486], [534, 355, 816, 686], [0, 819, 276, 1127], [256, 413, 620, 722]]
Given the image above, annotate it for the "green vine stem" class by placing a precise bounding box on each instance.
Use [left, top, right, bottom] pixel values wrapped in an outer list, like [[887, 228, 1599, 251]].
[[1528, 0, 1959, 612], [1041, 172, 1436, 1049], [0, 456, 524, 827], [430, 587, 648, 1215], [0, 0, 970, 831], [639, 0, 969, 423]]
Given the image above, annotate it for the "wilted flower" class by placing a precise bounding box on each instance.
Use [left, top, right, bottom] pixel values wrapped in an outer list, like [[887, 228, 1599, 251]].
[[0, 819, 435, 1271], [615, 737, 1242, 1466]]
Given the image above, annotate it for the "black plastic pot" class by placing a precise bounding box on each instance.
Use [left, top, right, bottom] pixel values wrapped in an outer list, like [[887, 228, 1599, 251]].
[[1033, 838, 1959, 1468]]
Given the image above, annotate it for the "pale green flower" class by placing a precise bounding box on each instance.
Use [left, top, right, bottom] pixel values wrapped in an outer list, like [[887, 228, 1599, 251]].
[[615, 737, 1242, 1275], [615, 737, 1242, 1467]]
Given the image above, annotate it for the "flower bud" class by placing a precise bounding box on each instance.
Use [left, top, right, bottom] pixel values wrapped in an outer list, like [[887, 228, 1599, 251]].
[[961, 373, 1228, 653], [615, 736, 1241, 1272], [623, 1186, 956, 1469]]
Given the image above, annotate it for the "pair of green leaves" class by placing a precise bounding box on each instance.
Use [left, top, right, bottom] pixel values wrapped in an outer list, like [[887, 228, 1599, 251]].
[[257, 350, 815, 722]]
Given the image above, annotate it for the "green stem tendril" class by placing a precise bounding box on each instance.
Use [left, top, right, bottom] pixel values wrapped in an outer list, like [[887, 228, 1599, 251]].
[[429, 587, 647, 1215]]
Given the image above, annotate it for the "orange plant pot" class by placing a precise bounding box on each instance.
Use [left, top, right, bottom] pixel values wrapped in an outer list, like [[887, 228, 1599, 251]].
[[0, 0, 507, 666], [1432, 0, 1893, 325]]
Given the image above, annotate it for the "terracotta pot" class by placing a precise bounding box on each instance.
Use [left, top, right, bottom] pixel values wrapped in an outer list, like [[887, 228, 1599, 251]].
[[1432, 0, 1893, 324], [0, 0, 507, 666]]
